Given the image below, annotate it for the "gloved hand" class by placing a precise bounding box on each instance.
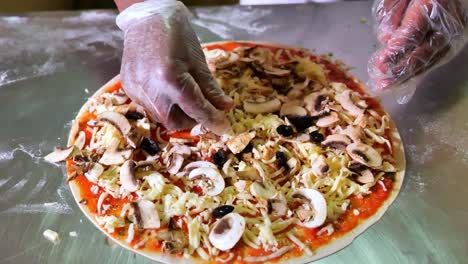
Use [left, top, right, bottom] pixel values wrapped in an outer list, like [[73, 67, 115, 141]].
[[116, 0, 233, 135], [368, 0, 467, 96]]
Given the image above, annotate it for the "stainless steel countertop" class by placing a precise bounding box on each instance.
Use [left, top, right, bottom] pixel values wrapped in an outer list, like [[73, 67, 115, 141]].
[[1, 2, 467, 264]]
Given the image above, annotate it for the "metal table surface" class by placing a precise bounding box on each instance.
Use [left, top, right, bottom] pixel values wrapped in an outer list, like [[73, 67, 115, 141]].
[[1, 2, 467, 264]]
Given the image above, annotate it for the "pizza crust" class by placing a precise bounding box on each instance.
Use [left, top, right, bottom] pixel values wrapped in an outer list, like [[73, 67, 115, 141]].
[[67, 41, 406, 263]]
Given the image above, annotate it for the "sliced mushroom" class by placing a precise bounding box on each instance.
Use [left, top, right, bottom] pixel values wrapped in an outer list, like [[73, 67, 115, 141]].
[[188, 167, 225, 196], [99, 149, 132, 166], [168, 144, 191, 156], [234, 180, 247, 192], [287, 78, 310, 99], [120, 160, 139, 192], [205, 49, 240, 69], [183, 161, 217, 175], [321, 134, 352, 151], [131, 200, 160, 229], [311, 155, 329, 177], [112, 92, 129, 105], [44, 146, 76, 163], [354, 113, 368, 128], [226, 131, 256, 154], [268, 193, 287, 217], [243, 98, 281, 114], [209, 213, 245, 251], [287, 157, 300, 175], [123, 102, 147, 119], [245, 47, 269, 63], [156, 229, 188, 254], [356, 169, 374, 184], [98, 111, 131, 136], [316, 111, 339, 128], [295, 133, 311, 142], [190, 124, 207, 136], [296, 208, 315, 222], [84, 163, 104, 183], [341, 125, 362, 142], [250, 181, 276, 200], [167, 154, 184, 175], [336, 90, 365, 117], [304, 92, 328, 115], [74, 131, 86, 150], [125, 132, 141, 149], [346, 142, 383, 168], [280, 103, 307, 117], [237, 164, 259, 180], [263, 65, 290, 76], [292, 189, 327, 228], [382, 161, 396, 172]]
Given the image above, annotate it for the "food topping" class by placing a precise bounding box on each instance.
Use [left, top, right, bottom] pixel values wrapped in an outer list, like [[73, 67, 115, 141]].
[[140, 137, 160, 155], [309, 130, 325, 143], [98, 111, 131, 136], [209, 213, 245, 251], [44, 146, 76, 163], [131, 200, 160, 229], [288, 116, 314, 132], [46, 44, 400, 262], [188, 167, 225, 196], [346, 142, 383, 168], [120, 160, 139, 192], [322, 134, 352, 151], [226, 131, 256, 154], [292, 189, 327, 228], [212, 149, 228, 168], [276, 125, 294, 137], [212, 205, 235, 219]]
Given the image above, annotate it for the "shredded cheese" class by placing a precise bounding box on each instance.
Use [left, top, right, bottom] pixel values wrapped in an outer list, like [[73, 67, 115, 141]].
[[287, 232, 313, 256], [317, 224, 335, 236], [63, 44, 400, 262]]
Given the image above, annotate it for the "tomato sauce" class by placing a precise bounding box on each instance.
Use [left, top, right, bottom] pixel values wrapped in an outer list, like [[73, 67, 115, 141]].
[[67, 42, 398, 263], [298, 177, 393, 249]]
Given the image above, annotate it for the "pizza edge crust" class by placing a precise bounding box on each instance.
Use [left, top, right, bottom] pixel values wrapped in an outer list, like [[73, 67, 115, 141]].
[[67, 41, 406, 264]]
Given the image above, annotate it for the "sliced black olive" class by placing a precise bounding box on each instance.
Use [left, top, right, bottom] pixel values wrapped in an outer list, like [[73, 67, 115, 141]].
[[275, 151, 289, 169], [236, 143, 254, 160], [241, 143, 254, 153], [212, 149, 228, 168], [212, 205, 235, 218], [309, 130, 325, 144], [287, 116, 316, 132], [276, 125, 294, 137], [125, 111, 144, 120], [140, 137, 160, 155]]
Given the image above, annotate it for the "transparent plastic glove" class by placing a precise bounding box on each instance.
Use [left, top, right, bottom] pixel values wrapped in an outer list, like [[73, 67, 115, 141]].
[[368, 0, 468, 101], [116, 0, 233, 134]]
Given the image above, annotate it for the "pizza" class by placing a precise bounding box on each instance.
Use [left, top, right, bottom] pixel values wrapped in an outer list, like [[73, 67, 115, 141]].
[[45, 41, 405, 263]]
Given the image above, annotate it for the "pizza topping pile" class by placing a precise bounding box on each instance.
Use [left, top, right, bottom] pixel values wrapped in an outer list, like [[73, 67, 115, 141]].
[[45, 44, 400, 262]]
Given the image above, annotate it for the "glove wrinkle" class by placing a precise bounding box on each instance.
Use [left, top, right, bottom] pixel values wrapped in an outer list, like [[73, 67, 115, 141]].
[[369, 0, 467, 99], [116, 0, 231, 134]]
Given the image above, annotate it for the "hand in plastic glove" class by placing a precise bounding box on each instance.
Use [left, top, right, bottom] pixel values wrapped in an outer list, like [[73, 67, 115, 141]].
[[369, 0, 467, 91], [116, 0, 233, 135]]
